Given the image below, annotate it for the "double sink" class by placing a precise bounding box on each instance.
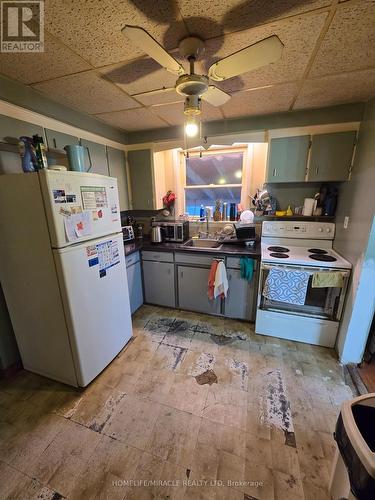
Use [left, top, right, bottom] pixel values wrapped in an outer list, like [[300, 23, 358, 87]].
[[183, 238, 223, 250]]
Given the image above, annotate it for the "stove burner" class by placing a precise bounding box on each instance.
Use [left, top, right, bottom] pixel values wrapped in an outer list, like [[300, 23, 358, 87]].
[[268, 246, 290, 253], [308, 248, 328, 254], [309, 254, 337, 262], [270, 252, 289, 259]]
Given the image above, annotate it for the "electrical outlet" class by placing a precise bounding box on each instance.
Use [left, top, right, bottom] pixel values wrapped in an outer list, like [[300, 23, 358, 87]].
[[344, 216, 349, 229]]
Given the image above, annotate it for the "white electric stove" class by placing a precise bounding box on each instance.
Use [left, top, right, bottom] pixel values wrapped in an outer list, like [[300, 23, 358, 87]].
[[256, 221, 351, 347]]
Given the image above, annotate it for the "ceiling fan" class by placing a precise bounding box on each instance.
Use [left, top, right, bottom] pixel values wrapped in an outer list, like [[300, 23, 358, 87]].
[[122, 25, 284, 128]]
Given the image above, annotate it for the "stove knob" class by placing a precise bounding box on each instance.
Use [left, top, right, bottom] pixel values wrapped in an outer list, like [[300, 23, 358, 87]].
[[318, 227, 323, 232], [326, 227, 331, 233]]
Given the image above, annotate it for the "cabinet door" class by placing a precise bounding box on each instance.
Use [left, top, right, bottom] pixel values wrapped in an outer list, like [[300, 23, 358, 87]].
[[80, 139, 109, 176], [142, 261, 175, 307], [126, 261, 143, 314], [267, 136, 310, 182], [45, 128, 79, 152], [107, 147, 129, 211], [127, 149, 154, 209], [308, 131, 356, 182], [225, 268, 257, 321], [178, 266, 221, 315]]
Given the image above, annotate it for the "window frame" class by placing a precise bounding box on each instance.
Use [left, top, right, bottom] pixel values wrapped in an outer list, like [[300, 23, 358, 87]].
[[181, 146, 249, 216]]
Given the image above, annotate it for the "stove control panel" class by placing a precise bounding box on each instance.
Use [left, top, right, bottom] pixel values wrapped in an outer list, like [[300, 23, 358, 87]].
[[262, 221, 335, 239]]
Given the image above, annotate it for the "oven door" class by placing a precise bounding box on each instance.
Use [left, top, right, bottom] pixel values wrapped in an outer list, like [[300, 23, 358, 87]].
[[162, 224, 175, 241], [258, 263, 350, 322]]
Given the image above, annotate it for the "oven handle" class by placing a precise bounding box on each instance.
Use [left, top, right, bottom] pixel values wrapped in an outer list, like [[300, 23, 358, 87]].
[[260, 263, 351, 277]]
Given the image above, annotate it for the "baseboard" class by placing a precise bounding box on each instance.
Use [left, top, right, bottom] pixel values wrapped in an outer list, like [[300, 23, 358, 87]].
[[0, 360, 23, 380]]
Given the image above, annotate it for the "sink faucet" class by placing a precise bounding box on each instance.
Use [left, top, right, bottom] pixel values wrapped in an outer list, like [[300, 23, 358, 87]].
[[205, 207, 210, 237]]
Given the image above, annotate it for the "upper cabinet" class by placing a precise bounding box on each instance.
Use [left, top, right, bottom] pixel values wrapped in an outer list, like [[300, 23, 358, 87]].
[[107, 146, 129, 211], [45, 128, 79, 152], [127, 149, 155, 209], [266, 130, 357, 183], [266, 136, 310, 183], [80, 139, 109, 176], [0, 115, 44, 144], [307, 131, 357, 182]]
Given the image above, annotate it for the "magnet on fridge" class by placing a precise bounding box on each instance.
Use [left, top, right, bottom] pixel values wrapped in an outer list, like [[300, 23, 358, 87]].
[[99, 269, 106, 278]]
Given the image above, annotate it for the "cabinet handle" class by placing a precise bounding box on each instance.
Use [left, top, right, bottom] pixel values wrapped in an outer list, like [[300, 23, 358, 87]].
[[53, 138, 57, 149], [315, 165, 319, 175], [273, 168, 277, 177]]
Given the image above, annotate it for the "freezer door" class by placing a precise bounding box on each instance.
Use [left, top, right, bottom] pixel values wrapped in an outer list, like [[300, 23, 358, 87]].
[[54, 233, 132, 386], [39, 169, 121, 248]]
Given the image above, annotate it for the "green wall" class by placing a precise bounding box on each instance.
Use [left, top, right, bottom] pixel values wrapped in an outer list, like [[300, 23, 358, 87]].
[[0, 74, 128, 144]]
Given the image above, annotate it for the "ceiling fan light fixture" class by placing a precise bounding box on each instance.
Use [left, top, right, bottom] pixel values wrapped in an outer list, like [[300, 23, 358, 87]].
[[185, 119, 199, 138], [184, 95, 201, 116]]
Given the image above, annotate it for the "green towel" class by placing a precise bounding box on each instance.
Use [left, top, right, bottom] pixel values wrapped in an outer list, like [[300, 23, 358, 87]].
[[240, 257, 254, 282]]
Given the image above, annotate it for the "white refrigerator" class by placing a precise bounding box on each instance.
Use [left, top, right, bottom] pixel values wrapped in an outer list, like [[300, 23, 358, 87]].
[[0, 170, 132, 387]]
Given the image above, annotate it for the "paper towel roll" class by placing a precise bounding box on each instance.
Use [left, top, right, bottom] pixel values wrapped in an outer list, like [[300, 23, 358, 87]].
[[303, 198, 317, 216]]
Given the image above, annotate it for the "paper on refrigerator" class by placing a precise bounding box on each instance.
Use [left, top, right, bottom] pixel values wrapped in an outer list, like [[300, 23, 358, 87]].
[[64, 211, 93, 242]]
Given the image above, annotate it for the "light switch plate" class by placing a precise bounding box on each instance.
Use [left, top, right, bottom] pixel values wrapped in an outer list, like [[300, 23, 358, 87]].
[[344, 216, 349, 229]]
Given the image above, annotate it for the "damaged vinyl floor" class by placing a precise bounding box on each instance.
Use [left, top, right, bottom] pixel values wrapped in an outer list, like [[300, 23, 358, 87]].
[[0, 305, 353, 499]]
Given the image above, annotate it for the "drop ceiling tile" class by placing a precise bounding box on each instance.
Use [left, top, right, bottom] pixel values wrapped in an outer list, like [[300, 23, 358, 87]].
[[294, 69, 375, 109], [32, 71, 139, 114], [221, 82, 299, 118], [152, 101, 222, 126], [44, 0, 188, 67], [95, 108, 169, 131], [309, 0, 375, 77], [0, 33, 91, 84], [100, 57, 181, 96], [202, 12, 328, 92], [135, 90, 183, 106], [177, 0, 332, 38]]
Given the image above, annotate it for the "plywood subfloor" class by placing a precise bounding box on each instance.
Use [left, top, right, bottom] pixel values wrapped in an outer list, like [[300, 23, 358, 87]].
[[0, 305, 353, 499], [358, 358, 375, 393]]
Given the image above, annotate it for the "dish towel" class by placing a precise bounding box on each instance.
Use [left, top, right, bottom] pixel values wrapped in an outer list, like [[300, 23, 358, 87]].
[[240, 257, 254, 282], [214, 261, 229, 299], [263, 268, 310, 305], [207, 260, 219, 300], [312, 272, 344, 288]]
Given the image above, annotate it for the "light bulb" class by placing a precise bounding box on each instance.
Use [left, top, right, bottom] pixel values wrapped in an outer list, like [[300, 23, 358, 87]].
[[185, 121, 199, 137]]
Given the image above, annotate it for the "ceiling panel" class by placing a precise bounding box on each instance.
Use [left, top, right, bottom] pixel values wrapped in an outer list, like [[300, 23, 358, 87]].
[[152, 101, 223, 126], [0, 33, 91, 85], [44, 0, 188, 68], [221, 82, 299, 118], [94, 108, 169, 131], [135, 90, 184, 107], [294, 69, 375, 109], [309, 0, 375, 77], [100, 57, 181, 96], [177, 0, 332, 39], [203, 12, 328, 92], [32, 71, 139, 114]]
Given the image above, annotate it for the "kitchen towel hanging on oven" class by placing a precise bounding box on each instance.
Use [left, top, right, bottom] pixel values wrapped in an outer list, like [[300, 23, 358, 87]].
[[263, 268, 310, 305], [312, 272, 344, 288]]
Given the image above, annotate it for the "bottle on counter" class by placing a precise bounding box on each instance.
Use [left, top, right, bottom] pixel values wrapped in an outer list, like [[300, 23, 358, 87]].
[[229, 203, 236, 221], [222, 202, 228, 221], [199, 205, 205, 221]]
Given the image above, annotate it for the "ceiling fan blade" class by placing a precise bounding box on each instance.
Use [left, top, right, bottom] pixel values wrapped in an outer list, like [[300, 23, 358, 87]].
[[208, 35, 284, 81], [201, 86, 231, 106], [122, 25, 185, 76]]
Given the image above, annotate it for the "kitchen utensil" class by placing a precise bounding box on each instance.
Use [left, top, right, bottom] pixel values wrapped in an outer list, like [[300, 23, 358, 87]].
[[303, 198, 317, 216], [64, 145, 92, 172], [151, 225, 163, 243]]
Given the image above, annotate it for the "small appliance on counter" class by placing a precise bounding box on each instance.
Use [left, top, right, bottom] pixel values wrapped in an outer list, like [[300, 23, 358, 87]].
[[220, 223, 257, 247], [151, 225, 163, 243], [152, 221, 189, 242], [122, 225, 135, 242]]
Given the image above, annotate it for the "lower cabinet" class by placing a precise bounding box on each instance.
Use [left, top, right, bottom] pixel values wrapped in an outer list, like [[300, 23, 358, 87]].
[[125, 252, 143, 314], [177, 266, 221, 315], [142, 260, 175, 307], [224, 268, 257, 321]]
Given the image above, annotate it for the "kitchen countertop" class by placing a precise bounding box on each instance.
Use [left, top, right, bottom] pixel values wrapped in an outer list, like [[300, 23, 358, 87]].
[[124, 238, 261, 258]]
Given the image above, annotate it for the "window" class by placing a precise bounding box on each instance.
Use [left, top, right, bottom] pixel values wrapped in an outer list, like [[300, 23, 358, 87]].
[[184, 151, 244, 217]]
